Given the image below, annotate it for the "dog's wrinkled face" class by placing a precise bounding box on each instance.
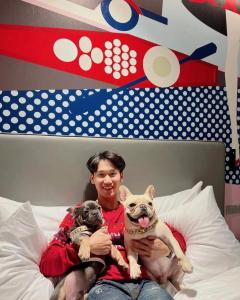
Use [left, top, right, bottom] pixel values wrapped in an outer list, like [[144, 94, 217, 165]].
[[125, 195, 155, 228], [120, 185, 156, 229], [68, 200, 103, 228]]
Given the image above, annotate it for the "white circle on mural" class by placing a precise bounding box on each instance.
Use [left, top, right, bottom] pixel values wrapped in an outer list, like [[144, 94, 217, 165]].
[[113, 55, 121, 63], [53, 38, 78, 62], [105, 58, 112, 66], [113, 47, 121, 55], [79, 54, 92, 71], [105, 49, 112, 57], [113, 63, 120, 71], [113, 71, 120, 79], [130, 50, 137, 58], [121, 60, 129, 68], [11, 90, 18, 96], [122, 52, 129, 60], [122, 44, 129, 52], [91, 47, 103, 64], [3, 124, 10, 130], [109, 0, 132, 23], [130, 58, 137, 66], [143, 46, 180, 87], [79, 36, 92, 53], [129, 66, 136, 73], [26, 91, 34, 98], [3, 96, 10, 103], [3, 109, 11, 117], [113, 39, 121, 47], [105, 66, 113, 74], [19, 97, 26, 104], [105, 41, 113, 49], [11, 117, 18, 124]]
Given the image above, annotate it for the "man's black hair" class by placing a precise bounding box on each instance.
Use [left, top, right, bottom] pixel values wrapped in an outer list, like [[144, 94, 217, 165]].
[[86, 151, 126, 174]]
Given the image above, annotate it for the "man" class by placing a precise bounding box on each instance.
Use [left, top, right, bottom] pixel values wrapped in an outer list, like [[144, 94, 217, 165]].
[[40, 151, 184, 300], [85, 151, 175, 300]]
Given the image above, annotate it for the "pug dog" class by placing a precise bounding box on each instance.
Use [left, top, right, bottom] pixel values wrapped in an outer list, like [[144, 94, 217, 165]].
[[50, 200, 128, 300], [120, 185, 193, 290]]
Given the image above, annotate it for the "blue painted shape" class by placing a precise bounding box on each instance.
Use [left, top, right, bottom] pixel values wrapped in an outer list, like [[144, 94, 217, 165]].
[[141, 8, 168, 25], [179, 43, 217, 64], [69, 76, 147, 115]]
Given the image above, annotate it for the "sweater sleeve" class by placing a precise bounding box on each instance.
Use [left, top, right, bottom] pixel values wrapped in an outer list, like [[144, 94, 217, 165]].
[[39, 212, 81, 277], [166, 223, 187, 253]]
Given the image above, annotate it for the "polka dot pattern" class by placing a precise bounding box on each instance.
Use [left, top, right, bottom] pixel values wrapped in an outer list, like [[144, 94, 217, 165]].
[[0, 87, 239, 184], [104, 39, 137, 79]]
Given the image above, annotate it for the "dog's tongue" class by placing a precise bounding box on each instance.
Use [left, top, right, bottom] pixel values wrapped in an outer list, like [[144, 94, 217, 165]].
[[138, 217, 150, 228]]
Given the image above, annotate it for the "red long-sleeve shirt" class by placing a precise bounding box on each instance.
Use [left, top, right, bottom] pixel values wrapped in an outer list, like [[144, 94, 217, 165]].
[[39, 203, 186, 280]]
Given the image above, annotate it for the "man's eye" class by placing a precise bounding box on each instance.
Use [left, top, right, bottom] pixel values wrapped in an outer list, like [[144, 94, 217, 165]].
[[97, 174, 104, 178], [110, 172, 117, 177]]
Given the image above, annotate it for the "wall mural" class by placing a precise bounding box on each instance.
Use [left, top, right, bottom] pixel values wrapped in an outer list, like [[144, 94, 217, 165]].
[[0, 0, 240, 236]]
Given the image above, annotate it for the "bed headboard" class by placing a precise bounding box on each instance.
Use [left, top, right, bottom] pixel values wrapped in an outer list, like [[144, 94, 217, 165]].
[[0, 133, 225, 214]]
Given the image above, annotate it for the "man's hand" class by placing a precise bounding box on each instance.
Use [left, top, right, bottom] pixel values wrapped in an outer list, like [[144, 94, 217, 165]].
[[130, 236, 171, 258], [89, 227, 112, 255]]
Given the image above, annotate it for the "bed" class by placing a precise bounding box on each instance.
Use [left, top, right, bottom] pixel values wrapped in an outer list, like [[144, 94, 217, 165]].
[[0, 133, 239, 300]]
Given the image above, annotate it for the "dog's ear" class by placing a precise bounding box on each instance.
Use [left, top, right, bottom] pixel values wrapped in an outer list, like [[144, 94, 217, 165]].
[[67, 207, 74, 215], [144, 185, 155, 199], [67, 206, 82, 218], [119, 185, 132, 201]]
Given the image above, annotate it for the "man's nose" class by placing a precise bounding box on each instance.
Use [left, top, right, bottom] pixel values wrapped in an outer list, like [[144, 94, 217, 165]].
[[104, 175, 112, 183]]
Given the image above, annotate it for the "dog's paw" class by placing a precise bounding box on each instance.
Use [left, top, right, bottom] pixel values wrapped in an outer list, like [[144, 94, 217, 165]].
[[130, 264, 141, 279], [179, 258, 193, 273], [78, 250, 90, 261], [118, 259, 129, 270]]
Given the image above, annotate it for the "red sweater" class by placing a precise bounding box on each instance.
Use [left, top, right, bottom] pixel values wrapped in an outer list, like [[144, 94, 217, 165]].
[[39, 203, 186, 280]]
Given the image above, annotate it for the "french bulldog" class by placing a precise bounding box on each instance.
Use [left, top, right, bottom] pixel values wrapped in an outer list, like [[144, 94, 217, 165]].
[[50, 200, 128, 300], [67, 200, 128, 270], [120, 185, 193, 290]]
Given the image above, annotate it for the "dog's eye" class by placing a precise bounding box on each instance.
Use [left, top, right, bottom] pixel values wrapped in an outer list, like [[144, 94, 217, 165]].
[[148, 202, 153, 206], [83, 208, 89, 214], [129, 203, 136, 208]]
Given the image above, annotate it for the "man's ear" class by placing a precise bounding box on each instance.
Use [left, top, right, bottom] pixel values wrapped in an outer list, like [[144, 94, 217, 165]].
[[144, 185, 155, 199], [119, 185, 132, 201], [120, 172, 123, 182], [90, 174, 94, 184]]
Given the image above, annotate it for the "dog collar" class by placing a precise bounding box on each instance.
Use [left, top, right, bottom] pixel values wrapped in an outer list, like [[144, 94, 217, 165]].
[[125, 219, 158, 235], [69, 225, 92, 241]]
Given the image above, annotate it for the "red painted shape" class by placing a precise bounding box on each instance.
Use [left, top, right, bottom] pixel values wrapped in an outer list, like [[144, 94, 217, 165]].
[[189, 0, 240, 13], [0, 24, 218, 87], [125, 0, 143, 14]]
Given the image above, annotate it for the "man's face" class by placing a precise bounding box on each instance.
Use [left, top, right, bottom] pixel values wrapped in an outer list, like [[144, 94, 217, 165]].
[[91, 159, 123, 201]]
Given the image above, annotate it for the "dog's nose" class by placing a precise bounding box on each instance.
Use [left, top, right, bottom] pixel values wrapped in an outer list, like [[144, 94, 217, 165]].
[[140, 204, 147, 210]]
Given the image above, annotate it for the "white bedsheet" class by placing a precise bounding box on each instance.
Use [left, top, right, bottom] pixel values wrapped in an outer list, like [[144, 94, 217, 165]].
[[175, 266, 240, 300], [1, 187, 240, 300]]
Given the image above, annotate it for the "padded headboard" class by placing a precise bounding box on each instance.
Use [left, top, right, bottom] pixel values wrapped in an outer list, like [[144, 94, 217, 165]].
[[0, 134, 225, 214]]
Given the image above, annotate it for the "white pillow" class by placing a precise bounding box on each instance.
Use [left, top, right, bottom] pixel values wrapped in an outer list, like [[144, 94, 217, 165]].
[[160, 186, 240, 285], [0, 201, 54, 300], [0, 196, 68, 240], [153, 181, 203, 214]]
